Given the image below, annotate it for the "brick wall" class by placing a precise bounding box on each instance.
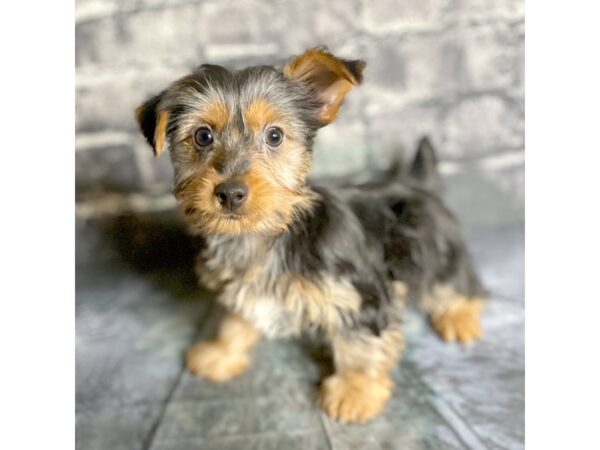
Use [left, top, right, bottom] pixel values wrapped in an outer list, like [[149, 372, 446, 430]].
[[75, 0, 524, 230]]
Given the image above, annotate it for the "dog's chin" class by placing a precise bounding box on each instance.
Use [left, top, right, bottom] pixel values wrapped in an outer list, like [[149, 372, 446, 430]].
[[192, 210, 289, 236]]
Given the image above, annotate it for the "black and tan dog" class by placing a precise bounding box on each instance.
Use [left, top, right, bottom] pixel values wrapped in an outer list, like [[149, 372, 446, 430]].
[[135, 47, 486, 423]]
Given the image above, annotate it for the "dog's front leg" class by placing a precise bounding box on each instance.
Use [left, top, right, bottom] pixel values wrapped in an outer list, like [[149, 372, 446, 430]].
[[318, 326, 404, 423], [186, 312, 260, 382]]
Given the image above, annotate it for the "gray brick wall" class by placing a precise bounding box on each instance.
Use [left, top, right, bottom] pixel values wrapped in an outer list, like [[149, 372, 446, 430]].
[[75, 0, 524, 230]]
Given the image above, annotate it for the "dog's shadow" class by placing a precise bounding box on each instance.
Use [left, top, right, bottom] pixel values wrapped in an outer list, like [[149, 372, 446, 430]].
[[93, 210, 210, 302], [88, 209, 338, 375]]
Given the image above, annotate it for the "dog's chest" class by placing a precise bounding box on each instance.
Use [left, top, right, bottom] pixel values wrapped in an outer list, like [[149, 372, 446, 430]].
[[197, 235, 359, 338], [221, 288, 303, 338], [197, 235, 303, 337]]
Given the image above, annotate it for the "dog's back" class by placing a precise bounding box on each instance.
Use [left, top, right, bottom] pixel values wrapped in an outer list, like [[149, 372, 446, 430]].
[[337, 138, 486, 305]]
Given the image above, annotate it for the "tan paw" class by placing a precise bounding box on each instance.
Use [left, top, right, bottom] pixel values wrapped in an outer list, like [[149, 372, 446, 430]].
[[317, 372, 392, 423], [430, 299, 483, 344], [185, 341, 249, 383]]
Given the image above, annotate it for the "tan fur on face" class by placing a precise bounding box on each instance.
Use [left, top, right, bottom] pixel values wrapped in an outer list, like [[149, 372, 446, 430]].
[[422, 284, 484, 344], [169, 87, 315, 236], [173, 95, 314, 236], [241, 161, 313, 233], [176, 151, 314, 235], [186, 312, 259, 382], [244, 98, 281, 134], [318, 371, 393, 423], [199, 100, 229, 132]]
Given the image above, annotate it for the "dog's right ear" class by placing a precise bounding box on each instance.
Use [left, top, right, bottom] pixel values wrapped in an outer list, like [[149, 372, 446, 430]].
[[283, 47, 365, 126], [135, 93, 169, 157]]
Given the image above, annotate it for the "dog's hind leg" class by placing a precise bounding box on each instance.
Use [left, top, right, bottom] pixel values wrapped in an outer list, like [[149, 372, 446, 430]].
[[420, 284, 485, 344]]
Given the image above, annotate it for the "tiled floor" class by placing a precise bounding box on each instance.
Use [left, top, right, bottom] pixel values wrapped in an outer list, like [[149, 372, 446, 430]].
[[76, 214, 524, 450]]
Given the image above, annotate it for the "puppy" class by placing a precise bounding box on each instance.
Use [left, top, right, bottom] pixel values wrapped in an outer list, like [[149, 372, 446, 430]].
[[135, 47, 486, 423]]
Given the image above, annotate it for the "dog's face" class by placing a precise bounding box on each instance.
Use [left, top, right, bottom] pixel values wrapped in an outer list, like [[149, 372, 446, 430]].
[[136, 48, 365, 235]]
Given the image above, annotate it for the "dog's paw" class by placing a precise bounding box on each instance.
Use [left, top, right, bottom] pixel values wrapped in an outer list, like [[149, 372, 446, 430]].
[[317, 372, 392, 424], [185, 341, 249, 382], [430, 299, 483, 344]]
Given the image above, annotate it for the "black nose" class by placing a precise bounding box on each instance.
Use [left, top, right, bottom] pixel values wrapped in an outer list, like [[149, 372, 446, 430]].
[[214, 181, 248, 211]]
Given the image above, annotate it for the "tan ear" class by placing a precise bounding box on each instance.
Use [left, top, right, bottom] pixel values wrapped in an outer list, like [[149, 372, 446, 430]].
[[283, 47, 366, 125], [135, 94, 169, 157]]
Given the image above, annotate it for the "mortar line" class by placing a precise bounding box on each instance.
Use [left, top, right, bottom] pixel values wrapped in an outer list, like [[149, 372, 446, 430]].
[[141, 301, 216, 450], [403, 360, 489, 450]]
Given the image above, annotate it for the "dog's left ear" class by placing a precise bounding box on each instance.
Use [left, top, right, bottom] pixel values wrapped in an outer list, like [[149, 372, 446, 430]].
[[283, 47, 366, 126], [135, 92, 169, 157]]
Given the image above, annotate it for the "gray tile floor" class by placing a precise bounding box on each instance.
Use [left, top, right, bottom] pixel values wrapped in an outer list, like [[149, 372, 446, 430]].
[[76, 214, 524, 450]]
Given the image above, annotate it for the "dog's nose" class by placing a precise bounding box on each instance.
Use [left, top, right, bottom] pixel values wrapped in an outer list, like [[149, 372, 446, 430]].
[[214, 181, 248, 211]]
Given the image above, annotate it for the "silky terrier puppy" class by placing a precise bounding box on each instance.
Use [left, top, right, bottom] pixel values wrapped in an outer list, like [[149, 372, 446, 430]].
[[135, 47, 486, 423]]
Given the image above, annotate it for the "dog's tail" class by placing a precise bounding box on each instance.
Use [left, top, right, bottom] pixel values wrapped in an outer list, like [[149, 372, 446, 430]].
[[407, 136, 441, 193], [332, 136, 442, 191]]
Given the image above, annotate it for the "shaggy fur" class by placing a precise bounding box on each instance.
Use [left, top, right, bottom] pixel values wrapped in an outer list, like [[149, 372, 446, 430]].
[[135, 47, 486, 423]]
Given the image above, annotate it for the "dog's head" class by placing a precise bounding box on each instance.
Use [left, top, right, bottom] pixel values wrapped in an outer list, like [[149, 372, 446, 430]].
[[135, 47, 365, 235]]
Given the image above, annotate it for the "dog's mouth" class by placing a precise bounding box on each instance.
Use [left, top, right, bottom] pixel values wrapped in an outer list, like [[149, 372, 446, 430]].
[[181, 195, 297, 235], [220, 212, 245, 220], [182, 205, 246, 222]]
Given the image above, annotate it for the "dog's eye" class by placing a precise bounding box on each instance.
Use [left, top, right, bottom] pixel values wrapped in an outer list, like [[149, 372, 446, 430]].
[[193, 127, 214, 148], [265, 127, 284, 147]]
